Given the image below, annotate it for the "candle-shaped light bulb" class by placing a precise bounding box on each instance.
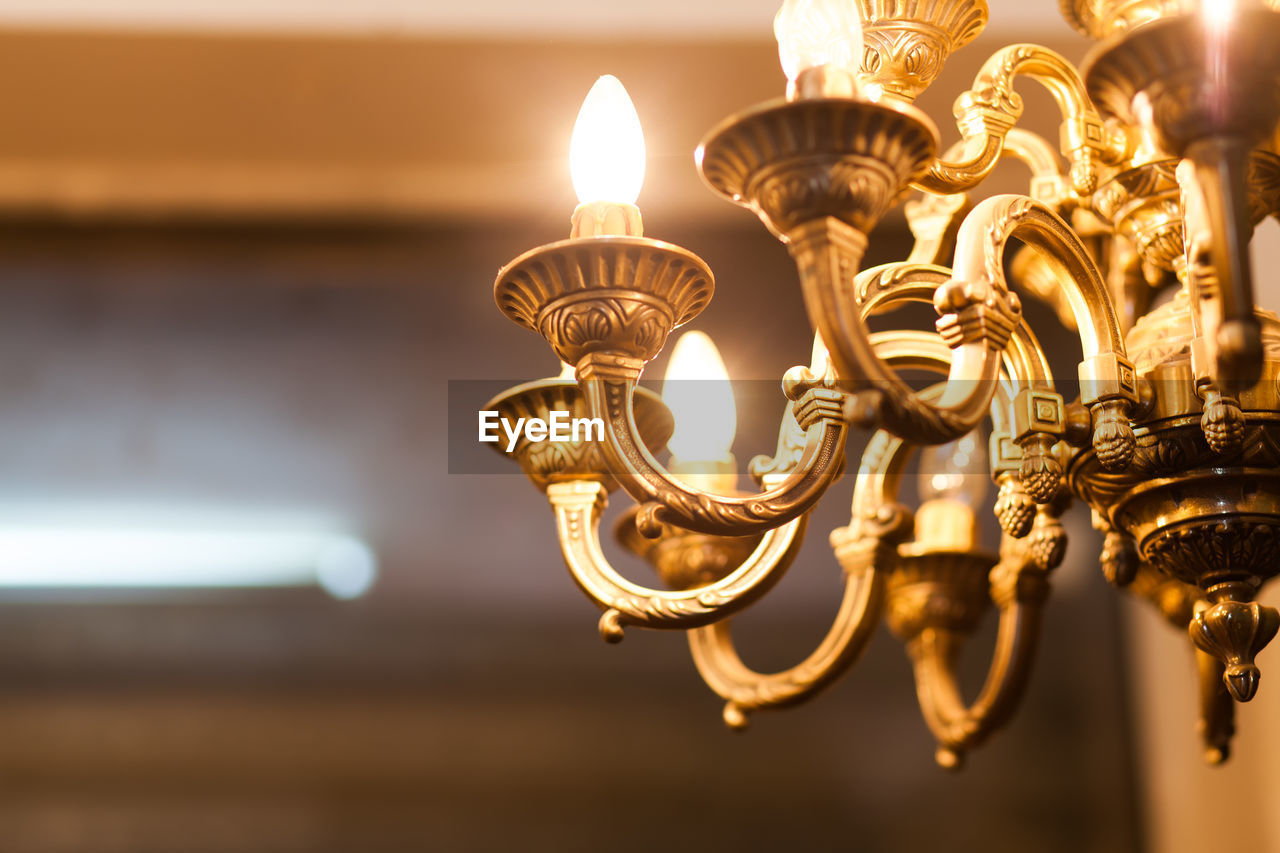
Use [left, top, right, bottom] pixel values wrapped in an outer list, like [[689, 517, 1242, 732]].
[[662, 331, 737, 464], [918, 432, 989, 508], [569, 75, 646, 206], [774, 0, 863, 84]]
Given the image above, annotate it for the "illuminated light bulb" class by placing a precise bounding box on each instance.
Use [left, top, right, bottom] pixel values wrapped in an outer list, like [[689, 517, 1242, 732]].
[[773, 0, 863, 83], [913, 431, 989, 553], [569, 75, 646, 206], [662, 331, 737, 464], [918, 432, 990, 508], [1202, 0, 1235, 29]]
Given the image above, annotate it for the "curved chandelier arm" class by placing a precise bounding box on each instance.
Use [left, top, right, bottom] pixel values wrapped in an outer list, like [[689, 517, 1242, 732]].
[[902, 129, 1069, 269], [951, 195, 1139, 470], [547, 479, 809, 643], [685, 425, 915, 728], [915, 44, 1125, 196], [685, 505, 904, 731], [905, 520, 1057, 768], [790, 218, 1016, 445], [857, 269, 1067, 507], [687, 339, 999, 727], [1001, 128, 1066, 188], [856, 263, 1055, 394], [575, 351, 846, 538]]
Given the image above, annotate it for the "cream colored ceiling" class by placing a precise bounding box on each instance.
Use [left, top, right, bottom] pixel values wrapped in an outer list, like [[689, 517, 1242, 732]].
[[0, 0, 1071, 37]]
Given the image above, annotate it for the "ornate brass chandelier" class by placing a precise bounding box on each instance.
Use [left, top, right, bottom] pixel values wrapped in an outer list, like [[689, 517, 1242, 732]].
[[487, 0, 1280, 768]]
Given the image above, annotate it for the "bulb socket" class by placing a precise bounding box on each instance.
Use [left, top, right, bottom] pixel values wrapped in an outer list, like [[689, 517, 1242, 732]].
[[570, 201, 644, 238], [787, 66, 859, 101]]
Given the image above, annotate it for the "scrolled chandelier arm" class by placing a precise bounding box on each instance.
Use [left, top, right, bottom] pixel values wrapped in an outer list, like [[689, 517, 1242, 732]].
[[684, 496, 904, 732], [685, 340, 951, 730], [914, 43, 1127, 196], [575, 350, 848, 538], [789, 216, 1011, 444], [948, 195, 1139, 469], [547, 478, 809, 642], [904, 500, 1064, 768]]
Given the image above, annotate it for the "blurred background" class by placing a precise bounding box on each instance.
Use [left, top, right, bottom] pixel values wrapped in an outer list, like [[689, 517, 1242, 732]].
[[0, 1, 1274, 851]]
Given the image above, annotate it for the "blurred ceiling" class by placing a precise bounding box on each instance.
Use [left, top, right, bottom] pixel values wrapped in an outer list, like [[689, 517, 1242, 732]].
[[0, 4, 1088, 223]]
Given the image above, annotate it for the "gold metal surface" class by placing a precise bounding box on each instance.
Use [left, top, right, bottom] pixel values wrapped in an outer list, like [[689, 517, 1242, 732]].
[[855, 0, 989, 102], [490, 0, 1280, 766], [482, 378, 672, 492]]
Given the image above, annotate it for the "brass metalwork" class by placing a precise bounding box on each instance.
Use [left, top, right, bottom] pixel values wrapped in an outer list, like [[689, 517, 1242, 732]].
[[915, 44, 1126, 197], [495, 236, 713, 366], [483, 378, 671, 492], [696, 96, 940, 239], [1063, 0, 1280, 39], [855, 0, 988, 102], [490, 0, 1280, 768]]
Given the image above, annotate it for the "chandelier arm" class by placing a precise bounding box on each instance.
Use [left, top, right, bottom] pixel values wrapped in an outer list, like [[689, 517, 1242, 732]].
[[906, 545, 1050, 766], [686, 337, 1022, 727], [573, 352, 846, 538], [904, 193, 972, 267], [901, 129, 1068, 276], [952, 196, 1121, 363], [686, 425, 916, 728], [685, 557, 887, 730], [856, 263, 1056, 392], [546, 479, 809, 643], [951, 194, 1138, 470], [915, 44, 1124, 196], [915, 132, 1008, 196], [789, 217, 1013, 445], [1001, 128, 1065, 186]]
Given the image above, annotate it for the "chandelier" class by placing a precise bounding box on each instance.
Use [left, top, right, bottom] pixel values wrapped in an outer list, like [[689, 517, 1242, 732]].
[[485, 0, 1280, 768]]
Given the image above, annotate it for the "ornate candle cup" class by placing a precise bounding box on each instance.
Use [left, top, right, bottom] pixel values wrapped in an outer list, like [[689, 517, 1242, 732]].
[[483, 378, 673, 492], [855, 0, 989, 102]]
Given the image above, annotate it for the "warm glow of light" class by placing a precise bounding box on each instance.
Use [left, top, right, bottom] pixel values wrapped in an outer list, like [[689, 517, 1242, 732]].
[[918, 432, 989, 507], [569, 75, 646, 205], [0, 528, 377, 600], [1202, 0, 1235, 28], [773, 0, 863, 82], [662, 331, 737, 463], [810, 332, 831, 373]]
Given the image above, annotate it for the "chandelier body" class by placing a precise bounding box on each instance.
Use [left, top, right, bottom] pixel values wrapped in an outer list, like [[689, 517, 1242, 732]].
[[490, 0, 1280, 768]]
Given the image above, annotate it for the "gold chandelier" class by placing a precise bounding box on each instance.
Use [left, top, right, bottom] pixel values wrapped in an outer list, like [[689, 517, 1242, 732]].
[[486, 0, 1280, 768]]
